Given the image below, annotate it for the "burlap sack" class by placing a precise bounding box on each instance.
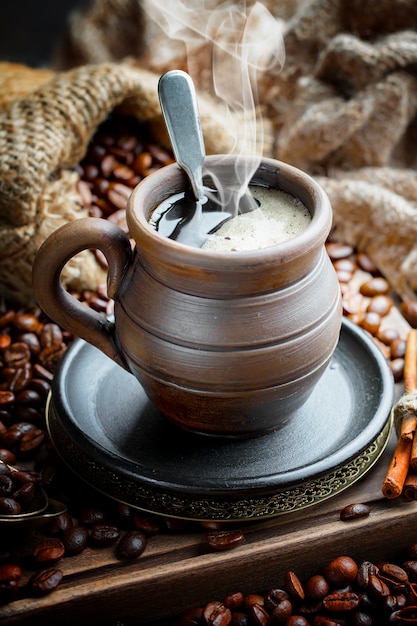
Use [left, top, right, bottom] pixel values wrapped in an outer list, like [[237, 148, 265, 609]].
[[0, 61, 238, 306]]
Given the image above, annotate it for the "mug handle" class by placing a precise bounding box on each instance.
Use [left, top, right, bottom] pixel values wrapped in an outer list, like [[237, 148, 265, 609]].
[[32, 217, 133, 368]]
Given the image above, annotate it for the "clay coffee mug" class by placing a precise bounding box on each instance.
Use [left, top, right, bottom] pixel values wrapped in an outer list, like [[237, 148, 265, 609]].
[[33, 155, 342, 438]]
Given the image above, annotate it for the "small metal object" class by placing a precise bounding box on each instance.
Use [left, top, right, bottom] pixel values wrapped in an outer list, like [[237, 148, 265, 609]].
[[158, 70, 206, 202], [0, 462, 66, 529]]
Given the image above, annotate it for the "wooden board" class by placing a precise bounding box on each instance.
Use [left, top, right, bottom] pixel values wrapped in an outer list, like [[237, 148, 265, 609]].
[[1, 269, 414, 625], [1, 430, 417, 626]]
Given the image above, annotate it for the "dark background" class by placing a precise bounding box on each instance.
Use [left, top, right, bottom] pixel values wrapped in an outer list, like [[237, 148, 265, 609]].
[[0, 0, 89, 67]]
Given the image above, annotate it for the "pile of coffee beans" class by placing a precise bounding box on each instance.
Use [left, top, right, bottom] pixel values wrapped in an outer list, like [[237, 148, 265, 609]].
[[1, 115, 417, 616], [325, 241, 413, 384], [173, 550, 417, 625]]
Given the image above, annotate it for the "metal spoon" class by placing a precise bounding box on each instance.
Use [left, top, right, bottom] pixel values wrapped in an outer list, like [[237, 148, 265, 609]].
[[158, 70, 233, 246], [0, 462, 53, 525], [158, 69, 206, 203]]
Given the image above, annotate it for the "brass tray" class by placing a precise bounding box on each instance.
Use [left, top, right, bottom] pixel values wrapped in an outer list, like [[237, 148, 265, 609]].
[[47, 318, 394, 521]]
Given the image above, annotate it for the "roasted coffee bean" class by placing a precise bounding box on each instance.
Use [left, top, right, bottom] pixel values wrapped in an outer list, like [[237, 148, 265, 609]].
[[359, 311, 381, 335], [367, 295, 393, 316], [39, 323, 63, 349], [32, 363, 54, 382], [0, 450, 16, 464], [46, 511, 73, 537], [305, 575, 330, 600], [367, 573, 390, 601], [244, 594, 264, 609], [0, 475, 13, 496], [390, 338, 406, 359], [322, 591, 359, 612], [0, 391, 15, 409], [390, 606, 417, 621], [38, 343, 67, 371], [89, 523, 120, 547], [384, 593, 407, 612], [3, 343, 31, 368], [115, 530, 147, 560], [326, 242, 354, 260], [264, 588, 290, 612], [285, 571, 305, 602], [270, 598, 293, 623], [401, 300, 417, 328], [223, 592, 244, 611], [377, 327, 399, 345], [15, 388, 42, 407], [378, 563, 408, 589], [18, 428, 44, 453], [333, 258, 356, 273], [203, 600, 232, 626], [357, 561, 379, 588], [356, 252, 378, 274], [12, 313, 41, 334], [402, 560, 417, 580], [340, 503, 371, 521], [63, 526, 89, 557], [359, 277, 390, 297], [390, 357, 405, 382], [13, 481, 35, 504], [323, 556, 358, 587], [29, 567, 63, 595], [248, 603, 270, 626], [107, 182, 132, 210], [28, 378, 50, 398], [32, 538, 65, 564], [12, 468, 41, 484], [342, 293, 364, 316], [2, 364, 32, 393], [206, 529, 245, 552], [0, 563, 22, 583], [0, 497, 21, 515], [133, 151, 153, 176]]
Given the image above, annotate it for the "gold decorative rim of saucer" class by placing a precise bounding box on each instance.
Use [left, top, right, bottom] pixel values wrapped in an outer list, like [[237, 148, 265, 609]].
[[46, 395, 392, 522]]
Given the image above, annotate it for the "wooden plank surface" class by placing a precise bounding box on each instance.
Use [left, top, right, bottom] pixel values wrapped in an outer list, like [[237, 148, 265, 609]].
[[1, 430, 417, 626]]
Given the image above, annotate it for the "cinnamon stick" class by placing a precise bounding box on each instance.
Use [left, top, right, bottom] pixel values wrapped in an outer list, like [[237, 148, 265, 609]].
[[400, 411, 417, 440], [404, 329, 417, 394], [382, 329, 417, 499], [411, 429, 417, 471], [402, 468, 417, 502], [382, 435, 413, 499]]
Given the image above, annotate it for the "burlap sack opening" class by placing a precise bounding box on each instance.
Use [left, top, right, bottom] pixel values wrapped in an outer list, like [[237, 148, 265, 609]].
[[0, 62, 242, 306]]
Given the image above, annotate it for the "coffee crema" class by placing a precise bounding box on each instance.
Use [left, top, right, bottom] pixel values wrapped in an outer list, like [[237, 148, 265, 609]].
[[203, 186, 311, 251], [150, 185, 311, 251]]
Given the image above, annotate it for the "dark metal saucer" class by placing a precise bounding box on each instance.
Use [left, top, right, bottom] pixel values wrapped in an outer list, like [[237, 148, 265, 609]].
[[46, 318, 394, 521]]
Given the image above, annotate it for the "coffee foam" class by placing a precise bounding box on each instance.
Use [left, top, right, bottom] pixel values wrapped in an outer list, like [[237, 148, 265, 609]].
[[201, 187, 311, 252]]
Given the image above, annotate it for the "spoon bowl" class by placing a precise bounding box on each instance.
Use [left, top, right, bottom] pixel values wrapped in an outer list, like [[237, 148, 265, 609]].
[[0, 496, 67, 531]]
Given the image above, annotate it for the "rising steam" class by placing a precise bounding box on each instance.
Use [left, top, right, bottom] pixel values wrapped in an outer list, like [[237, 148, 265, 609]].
[[143, 0, 285, 205]]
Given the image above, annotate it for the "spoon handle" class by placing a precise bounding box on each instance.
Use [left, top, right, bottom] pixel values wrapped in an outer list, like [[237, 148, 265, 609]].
[[158, 70, 206, 202]]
